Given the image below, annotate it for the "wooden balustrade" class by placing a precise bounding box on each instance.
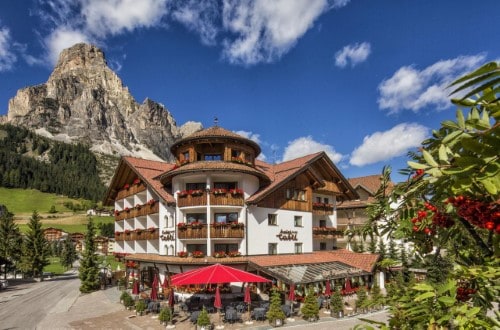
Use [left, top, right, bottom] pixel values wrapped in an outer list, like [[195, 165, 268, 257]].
[[116, 228, 160, 241], [114, 202, 159, 221], [116, 183, 147, 200], [177, 224, 244, 239], [177, 191, 244, 207]]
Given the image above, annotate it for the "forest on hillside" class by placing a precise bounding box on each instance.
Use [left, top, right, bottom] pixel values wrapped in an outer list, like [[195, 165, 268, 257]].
[[0, 124, 106, 201]]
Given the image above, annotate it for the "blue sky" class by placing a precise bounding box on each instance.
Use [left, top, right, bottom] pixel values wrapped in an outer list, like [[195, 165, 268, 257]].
[[0, 0, 498, 182]]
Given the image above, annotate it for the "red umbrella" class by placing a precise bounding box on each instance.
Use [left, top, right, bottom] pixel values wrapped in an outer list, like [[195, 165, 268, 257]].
[[170, 263, 271, 286], [244, 285, 251, 304], [288, 284, 295, 301], [214, 286, 222, 310], [325, 280, 332, 296], [162, 274, 169, 288], [345, 278, 352, 293], [150, 274, 159, 300], [132, 279, 139, 295]]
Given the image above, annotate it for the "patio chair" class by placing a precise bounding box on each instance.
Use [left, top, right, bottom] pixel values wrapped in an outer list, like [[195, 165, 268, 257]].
[[252, 308, 266, 321], [190, 311, 200, 323], [281, 304, 291, 318]]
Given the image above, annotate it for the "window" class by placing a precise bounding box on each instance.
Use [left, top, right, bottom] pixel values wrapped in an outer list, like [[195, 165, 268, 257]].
[[316, 197, 322, 203], [268, 214, 277, 226], [214, 182, 237, 190], [294, 216, 302, 227], [268, 243, 278, 255], [186, 213, 206, 224], [182, 151, 189, 161], [204, 154, 222, 161], [186, 182, 205, 190], [286, 188, 306, 201], [187, 244, 206, 255], [214, 243, 239, 253], [319, 242, 327, 250], [231, 150, 242, 158], [319, 219, 326, 228], [294, 243, 303, 254], [323, 197, 329, 204], [214, 212, 238, 223]]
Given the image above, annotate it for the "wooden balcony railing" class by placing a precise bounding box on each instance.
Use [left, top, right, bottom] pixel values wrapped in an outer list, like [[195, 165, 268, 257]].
[[312, 226, 344, 239], [312, 203, 334, 215], [116, 183, 147, 200], [115, 228, 160, 241], [114, 201, 159, 221], [177, 223, 245, 239], [177, 191, 244, 207]]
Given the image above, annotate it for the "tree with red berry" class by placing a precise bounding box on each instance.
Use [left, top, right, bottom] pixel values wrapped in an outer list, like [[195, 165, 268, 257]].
[[362, 62, 500, 329]]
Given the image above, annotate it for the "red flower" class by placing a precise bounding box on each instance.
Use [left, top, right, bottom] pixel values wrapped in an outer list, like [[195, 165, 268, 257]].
[[123, 183, 130, 190], [133, 178, 141, 185]]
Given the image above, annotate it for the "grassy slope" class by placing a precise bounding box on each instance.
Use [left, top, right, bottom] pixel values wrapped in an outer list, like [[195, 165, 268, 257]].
[[1, 187, 114, 234]]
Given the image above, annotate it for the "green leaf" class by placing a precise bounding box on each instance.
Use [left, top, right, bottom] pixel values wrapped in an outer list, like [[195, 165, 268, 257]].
[[448, 62, 498, 88], [422, 149, 438, 167], [437, 296, 455, 307], [407, 161, 429, 170], [438, 144, 448, 163], [415, 291, 435, 301], [441, 120, 460, 129], [480, 178, 498, 195], [413, 283, 434, 291], [442, 130, 463, 144], [456, 109, 465, 129]]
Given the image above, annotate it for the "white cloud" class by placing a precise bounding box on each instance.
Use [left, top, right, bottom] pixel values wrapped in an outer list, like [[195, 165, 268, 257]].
[[349, 123, 429, 166], [171, 0, 219, 45], [45, 27, 91, 64], [221, 0, 340, 65], [0, 26, 17, 71], [378, 54, 486, 114], [235, 130, 262, 145], [334, 42, 371, 68], [282, 136, 343, 164], [81, 0, 168, 38]]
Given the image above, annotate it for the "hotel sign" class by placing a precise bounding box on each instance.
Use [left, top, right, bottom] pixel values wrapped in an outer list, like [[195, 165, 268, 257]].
[[276, 229, 298, 241], [161, 230, 175, 241]]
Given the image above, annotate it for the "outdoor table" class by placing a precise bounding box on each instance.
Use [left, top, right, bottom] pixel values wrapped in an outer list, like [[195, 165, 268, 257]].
[[224, 309, 240, 323]]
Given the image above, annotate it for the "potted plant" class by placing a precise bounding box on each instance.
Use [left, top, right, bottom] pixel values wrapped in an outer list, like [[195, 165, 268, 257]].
[[355, 286, 368, 314], [300, 286, 319, 322], [197, 306, 211, 329], [330, 288, 344, 318], [120, 290, 131, 304], [159, 307, 172, 325], [135, 299, 147, 316], [123, 294, 135, 310], [266, 288, 285, 327]]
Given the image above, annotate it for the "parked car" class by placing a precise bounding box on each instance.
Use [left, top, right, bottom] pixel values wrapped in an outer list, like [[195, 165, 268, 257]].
[[0, 279, 8, 290]]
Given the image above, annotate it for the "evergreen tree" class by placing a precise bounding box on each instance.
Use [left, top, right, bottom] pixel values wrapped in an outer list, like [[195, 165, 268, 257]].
[[350, 238, 360, 252], [266, 288, 285, 324], [19, 211, 49, 278], [79, 219, 100, 293], [330, 288, 344, 316], [300, 286, 319, 321], [369, 282, 384, 308], [61, 238, 77, 269], [0, 205, 22, 278], [358, 239, 365, 253], [388, 238, 399, 260], [368, 236, 377, 254], [355, 285, 368, 312], [197, 306, 211, 327], [377, 239, 387, 260]]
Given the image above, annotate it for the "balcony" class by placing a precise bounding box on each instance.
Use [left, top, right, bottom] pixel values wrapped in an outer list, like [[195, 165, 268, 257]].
[[115, 228, 160, 241], [177, 190, 244, 208], [312, 202, 334, 215], [116, 182, 147, 200], [114, 201, 159, 221], [177, 223, 245, 239], [312, 226, 344, 239]]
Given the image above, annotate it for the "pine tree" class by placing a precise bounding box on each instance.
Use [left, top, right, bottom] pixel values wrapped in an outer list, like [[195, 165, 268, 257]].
[[377, 239, 387, 260], [20, 211, 49, 279], [300, 286, 319, 321], [61, 238, 77, 269], [0, 206, 23, 278], [368, 236, 377, 254], [355, 285, 368, 312], [388, 238, 398, 260], [197, 306, 211, 327], [79, 219, 100, 293], [330, 288, 344, 316], [370, 282, 383, 308], [266, 288, 285, 324]]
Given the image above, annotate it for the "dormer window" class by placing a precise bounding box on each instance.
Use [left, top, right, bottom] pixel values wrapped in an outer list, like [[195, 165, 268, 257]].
[[182, 151, 189, 161]]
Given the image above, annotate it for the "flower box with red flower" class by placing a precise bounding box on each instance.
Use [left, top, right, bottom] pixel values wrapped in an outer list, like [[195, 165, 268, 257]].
[[192, 250, 204, 258], [213, 251, 226, 258], [148, 227, 156, 233], [147, 199, 156, 206], [124, 229, 131, 235], [126, 261, 137, 268], [190, 189, 204, 196], [178, 190, 188, 198], [313, 202, 325, 208], [114, 210, 120, 216], [228, 251, 241, 257], [124, 207, 130, 212], [211, 188, 227, 196], [123, 183, 130, 190], [229, 188, 244, 196], [190, 221, 203, 229], [177, 222, 187, 231], [133, 178, 141, 185], [178, 251, 188, 258], [230, 222, 244, 229], [135, 204, 142, 210]]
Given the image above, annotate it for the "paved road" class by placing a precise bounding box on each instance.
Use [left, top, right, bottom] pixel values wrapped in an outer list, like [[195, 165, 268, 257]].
[[0, 271, 81, 329]]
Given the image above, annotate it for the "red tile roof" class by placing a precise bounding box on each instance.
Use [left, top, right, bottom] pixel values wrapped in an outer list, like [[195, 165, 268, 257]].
[[339, 174, 394, 209]]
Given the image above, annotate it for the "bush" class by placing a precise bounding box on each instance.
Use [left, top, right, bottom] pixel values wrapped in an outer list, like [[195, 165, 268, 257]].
[[135, 300, 147, 314], [197, 306, 211, 328], [159, 307, 172, 324], [266, 288, 285, 324], [300, 286, 319, 321], [330, 288, 344, 314]]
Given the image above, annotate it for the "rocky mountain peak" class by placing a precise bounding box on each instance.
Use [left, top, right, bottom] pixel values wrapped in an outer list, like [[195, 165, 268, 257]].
[[5, 43, 202, 162]]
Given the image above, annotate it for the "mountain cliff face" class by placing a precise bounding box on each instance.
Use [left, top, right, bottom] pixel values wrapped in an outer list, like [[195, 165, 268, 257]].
[[5, 43, 201, 161]]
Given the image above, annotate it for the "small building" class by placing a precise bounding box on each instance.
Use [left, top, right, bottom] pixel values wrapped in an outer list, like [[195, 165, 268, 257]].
[[43, 227, 67, 241]]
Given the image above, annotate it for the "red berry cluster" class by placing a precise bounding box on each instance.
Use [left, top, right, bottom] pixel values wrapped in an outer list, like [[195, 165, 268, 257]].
[[446, 196, 499, 233], [412, 169, 425, 179], [411, 202, 454, 234], [456, 285, 476, 302]]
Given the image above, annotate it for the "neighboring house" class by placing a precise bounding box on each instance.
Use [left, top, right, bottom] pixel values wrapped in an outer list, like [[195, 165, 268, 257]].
[[70, 233, 85, 253], [43, 227, 68, 241], [95, 236, 110, 255], [104, 125, 380, 288]]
